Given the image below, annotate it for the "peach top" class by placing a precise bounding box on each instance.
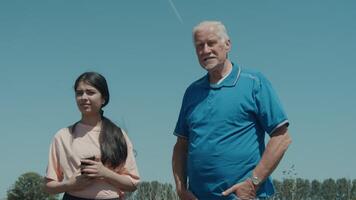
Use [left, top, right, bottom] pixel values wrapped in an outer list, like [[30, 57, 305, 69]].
[[46, 122, 140, 199]]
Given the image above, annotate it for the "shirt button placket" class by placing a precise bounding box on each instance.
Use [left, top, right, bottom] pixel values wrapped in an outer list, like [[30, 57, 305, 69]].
[[207, 89, 216, 109]]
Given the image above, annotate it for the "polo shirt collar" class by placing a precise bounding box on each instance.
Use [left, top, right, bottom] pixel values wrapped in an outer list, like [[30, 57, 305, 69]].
[[205, 62, 241, 89]]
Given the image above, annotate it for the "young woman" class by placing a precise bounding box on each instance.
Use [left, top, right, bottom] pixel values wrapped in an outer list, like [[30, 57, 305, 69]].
[[44, 72, 140, 200]]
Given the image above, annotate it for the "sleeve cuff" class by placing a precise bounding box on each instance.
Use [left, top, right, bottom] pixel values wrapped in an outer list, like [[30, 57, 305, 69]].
[[173, 132, 188, 138], [269, 120, 289, 135]]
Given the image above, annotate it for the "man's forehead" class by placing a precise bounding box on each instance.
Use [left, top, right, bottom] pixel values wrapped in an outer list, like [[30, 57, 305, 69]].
[[195, 28, 220, 41], [196, 25, 218, 35]]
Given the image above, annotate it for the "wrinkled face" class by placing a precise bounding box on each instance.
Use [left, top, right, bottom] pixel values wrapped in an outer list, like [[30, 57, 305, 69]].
[[194, 25, 231, 72], [75, 81, 105, 116]]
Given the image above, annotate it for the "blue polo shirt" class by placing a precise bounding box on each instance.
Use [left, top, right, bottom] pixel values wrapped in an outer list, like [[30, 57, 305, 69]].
[[174, 63, 289, 200]]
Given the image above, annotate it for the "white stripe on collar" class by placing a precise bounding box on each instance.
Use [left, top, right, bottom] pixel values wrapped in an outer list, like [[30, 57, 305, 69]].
[[216, 66, 233, 85]]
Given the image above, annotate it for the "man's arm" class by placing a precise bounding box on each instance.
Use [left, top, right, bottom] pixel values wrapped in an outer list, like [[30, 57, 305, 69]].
[[223, 124, 291, 199], [172, 137, 197, 200], [252, 124, 291, 184]]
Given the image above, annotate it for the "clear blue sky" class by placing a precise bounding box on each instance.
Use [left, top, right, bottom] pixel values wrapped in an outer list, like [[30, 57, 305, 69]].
[[1, 0, 356, 198]]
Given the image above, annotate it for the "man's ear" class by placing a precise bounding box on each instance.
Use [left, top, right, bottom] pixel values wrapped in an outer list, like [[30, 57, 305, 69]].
[[225, 39, 231, 52]]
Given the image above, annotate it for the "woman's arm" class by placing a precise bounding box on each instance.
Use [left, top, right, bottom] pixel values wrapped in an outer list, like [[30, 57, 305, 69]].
[[44, 172, 93, 194], [101, 167, 138, 192], [44, 179, 69, 195]]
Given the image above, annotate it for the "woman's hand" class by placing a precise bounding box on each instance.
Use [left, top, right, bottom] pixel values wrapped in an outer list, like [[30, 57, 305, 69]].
[[80, 158, 111, 179], [81, 158, 138, 192], [44, 171, 94, 194], [65, 171, 94, 191]]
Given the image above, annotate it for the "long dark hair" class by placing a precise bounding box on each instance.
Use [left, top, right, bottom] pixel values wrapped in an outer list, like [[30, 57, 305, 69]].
[[73, 72, 128, 168]]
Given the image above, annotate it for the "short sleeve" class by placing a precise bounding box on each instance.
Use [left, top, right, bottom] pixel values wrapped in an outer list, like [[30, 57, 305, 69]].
[[120, 130, 140, 186], [174, 90, 189, 138], [254, 73, 289, 135], [46, 136, 63, 181]]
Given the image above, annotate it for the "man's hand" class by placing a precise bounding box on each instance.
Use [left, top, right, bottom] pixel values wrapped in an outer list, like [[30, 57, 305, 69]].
[[177, 189, 198, 200], [222, 179, 257, 200]]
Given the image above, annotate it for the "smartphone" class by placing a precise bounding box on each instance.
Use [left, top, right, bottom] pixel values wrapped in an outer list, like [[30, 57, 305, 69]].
[[81, 156, 95, 174], [81, 156, 95, 166]]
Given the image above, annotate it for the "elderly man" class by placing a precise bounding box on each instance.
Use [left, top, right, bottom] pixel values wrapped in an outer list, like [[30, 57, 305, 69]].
[[172, 21, 291, 200]]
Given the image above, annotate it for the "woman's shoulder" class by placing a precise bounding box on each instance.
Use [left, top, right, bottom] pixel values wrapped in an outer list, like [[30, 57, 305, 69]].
[[119, 128, 133, 145], [53, 126, 73, 140]]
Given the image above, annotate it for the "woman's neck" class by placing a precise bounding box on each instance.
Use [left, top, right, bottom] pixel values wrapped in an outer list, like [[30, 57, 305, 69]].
[[80, 114, 102, 126]]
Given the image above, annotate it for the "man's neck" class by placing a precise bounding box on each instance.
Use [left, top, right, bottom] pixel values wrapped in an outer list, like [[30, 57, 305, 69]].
[[208, 60, 232, 84]]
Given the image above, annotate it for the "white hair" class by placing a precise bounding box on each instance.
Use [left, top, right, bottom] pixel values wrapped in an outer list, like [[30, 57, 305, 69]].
[[192, 21, 230, 42]]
